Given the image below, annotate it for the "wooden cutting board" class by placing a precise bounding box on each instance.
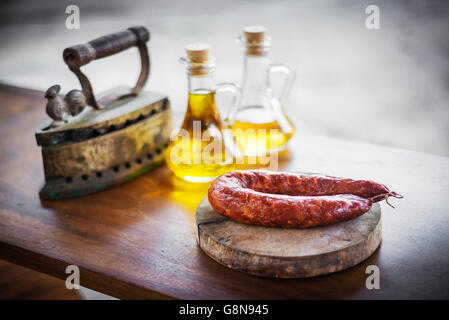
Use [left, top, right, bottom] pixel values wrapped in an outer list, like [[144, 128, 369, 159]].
[[196, 197, 382, 278]]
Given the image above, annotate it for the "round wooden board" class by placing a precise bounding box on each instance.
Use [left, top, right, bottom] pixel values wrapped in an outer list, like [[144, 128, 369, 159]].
[[196, 197, 382, 278]]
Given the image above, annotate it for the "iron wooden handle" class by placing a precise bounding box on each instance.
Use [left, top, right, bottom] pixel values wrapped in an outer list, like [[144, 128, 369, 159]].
[[63, 26, 149, 67], [62, 26, 150, 109]]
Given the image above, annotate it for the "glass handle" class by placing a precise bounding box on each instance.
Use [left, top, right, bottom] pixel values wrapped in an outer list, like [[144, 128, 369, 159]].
[[215, 82, 241, 126], [268, 63, 295, 105]]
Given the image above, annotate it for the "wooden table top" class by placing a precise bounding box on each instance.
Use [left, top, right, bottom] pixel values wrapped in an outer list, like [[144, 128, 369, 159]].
[[1, 84, 449, 299]]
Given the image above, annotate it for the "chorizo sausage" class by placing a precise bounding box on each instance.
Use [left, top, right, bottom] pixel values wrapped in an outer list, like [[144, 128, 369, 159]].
[[208, 170, 402, 228]]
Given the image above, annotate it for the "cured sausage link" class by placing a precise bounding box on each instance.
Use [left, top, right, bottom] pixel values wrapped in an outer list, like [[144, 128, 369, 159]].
[[208, 170, 402, 228]]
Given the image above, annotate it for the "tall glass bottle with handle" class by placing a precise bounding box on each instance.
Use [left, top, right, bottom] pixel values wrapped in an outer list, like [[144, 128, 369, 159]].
[[228, 26, 295, 157], [165, 43, 242, 183]]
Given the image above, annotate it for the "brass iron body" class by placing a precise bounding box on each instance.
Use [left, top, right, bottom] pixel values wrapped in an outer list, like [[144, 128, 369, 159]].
[[35, 26, 172, 200]]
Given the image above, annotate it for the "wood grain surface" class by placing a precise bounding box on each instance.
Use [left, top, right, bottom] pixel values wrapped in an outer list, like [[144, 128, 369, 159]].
[[196, 198, 382, 278], [1, 84, 449, 299], [0, 259, 80, 300]]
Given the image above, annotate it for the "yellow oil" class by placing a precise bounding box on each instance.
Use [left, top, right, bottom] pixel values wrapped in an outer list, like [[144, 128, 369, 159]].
[[232, 119, 294, 157], [165, 90, 237, 183]]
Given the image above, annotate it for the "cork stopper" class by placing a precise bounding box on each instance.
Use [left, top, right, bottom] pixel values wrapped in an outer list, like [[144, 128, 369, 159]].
[[185, 43, 210, 63], [184, 43, 213, 76], [241, 26, 269, 56], [243, 26, 266, 44]]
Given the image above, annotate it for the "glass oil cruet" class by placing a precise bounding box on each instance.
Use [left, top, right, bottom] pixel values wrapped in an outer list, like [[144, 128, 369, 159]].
[[228, 26, 295, 157], [165, 43, 242, 183]]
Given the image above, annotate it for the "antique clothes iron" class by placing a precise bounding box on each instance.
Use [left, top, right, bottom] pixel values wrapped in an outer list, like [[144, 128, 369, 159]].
[[35, 26, 172, 200]]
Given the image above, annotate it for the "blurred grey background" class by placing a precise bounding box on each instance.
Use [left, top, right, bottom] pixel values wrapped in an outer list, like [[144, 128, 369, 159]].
[[0, 0, 448, 156]]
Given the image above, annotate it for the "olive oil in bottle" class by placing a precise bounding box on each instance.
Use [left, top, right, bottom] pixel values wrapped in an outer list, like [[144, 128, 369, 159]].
[[165, 44, 242, 183], [230, 26, 295, 157], [232, 118, 294, 155]]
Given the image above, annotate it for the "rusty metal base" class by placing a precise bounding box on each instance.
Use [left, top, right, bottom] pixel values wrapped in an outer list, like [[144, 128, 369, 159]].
[[39, 154, 164, 200]]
